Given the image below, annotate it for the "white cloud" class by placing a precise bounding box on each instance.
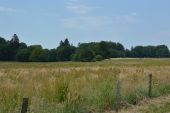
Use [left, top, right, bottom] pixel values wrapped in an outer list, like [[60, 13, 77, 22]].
[[66, 0, 92, 14], [0, 6, 25, 13]]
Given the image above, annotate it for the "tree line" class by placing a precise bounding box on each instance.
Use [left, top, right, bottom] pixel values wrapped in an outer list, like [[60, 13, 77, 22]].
[[0, 34, 169, 62]]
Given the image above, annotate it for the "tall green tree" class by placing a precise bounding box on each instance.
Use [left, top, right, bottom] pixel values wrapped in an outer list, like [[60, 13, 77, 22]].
[[0, 37, 6, 45], [64, 38, 70, 46], [15, 49, 31, 62], [156, 45, 170, 57], [0, 35, 170, 62], [0, 37, 8, 61], [7, 34, 20, 60], [19, 42, 27, 49], [116, 43, 125, 51], [98, 41, 110, 58], [47, 49, 57, 62], [73, 44, 95, 62], [56, 39, 76, 61], [29, 47, 48, 62]]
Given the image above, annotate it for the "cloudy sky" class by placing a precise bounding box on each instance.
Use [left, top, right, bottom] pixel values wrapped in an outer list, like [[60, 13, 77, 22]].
[[0, 0, 170, 49]]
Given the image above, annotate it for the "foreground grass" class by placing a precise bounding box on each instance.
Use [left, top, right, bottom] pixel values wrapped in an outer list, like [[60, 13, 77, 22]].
[[142, 102, 170, 113], [110, 94, 170, 113], [0, 58, 170, 113]]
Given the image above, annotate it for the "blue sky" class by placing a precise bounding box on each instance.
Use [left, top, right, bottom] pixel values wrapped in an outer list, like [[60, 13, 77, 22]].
[[0, 0, 170, 49]]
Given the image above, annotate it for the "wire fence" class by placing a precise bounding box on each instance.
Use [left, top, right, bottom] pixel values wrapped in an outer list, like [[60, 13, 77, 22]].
[[20, 74, 155, 113]]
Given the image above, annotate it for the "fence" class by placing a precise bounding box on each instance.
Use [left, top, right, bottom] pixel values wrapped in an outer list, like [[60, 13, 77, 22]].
[[20, 74, 153, 113]]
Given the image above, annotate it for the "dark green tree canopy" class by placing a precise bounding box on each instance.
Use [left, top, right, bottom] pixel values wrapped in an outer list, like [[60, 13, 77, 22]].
[[64, 38, 70, 46], [156, 45, 170, 57], [15, 49, 31, 62], [74, 45, 95, 62], [10, 34, 20, 46], [0, 37, 6, 45], [29, 47, 47, 62], [47, 49, 57, 62], [19, 42, 27, 49], [56, 39, 76, 61], [0, 34, 170, 62], [131, 45, 170, 58]]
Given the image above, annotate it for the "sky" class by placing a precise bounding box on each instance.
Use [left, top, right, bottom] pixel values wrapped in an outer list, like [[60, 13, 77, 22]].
[[0, 0, 170, 49]]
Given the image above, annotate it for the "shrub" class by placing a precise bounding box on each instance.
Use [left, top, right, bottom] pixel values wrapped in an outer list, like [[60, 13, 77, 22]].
[[94, 55, 104, 61], [29, 48, 48, 62]]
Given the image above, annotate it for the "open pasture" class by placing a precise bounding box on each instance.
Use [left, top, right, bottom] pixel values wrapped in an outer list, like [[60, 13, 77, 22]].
[[0, 58, 170, 113]]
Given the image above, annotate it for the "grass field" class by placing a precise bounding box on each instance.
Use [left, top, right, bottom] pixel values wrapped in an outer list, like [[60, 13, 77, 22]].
[[0, 58, 170, 113]]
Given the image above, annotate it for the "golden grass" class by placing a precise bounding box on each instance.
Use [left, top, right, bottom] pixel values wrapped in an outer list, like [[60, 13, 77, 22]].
[[0, 58, 170, 113]]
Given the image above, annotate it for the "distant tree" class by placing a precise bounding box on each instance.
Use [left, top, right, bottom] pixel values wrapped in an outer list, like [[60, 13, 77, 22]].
[[0, 37, 8, 60], [110, 49, 119, 58], [0, 45, 9, 61], [73, 41, 126, 61], [19, 42, 27, 49], [116, 43, 125, 51], [11, 34, 19, 42], [59, 38, 70, 47], [0, 37, 6, 45], [118, 51, 126, 57], [56, 46, 76, 61], [28, 45, 42, 51], [155, 45, 170, 57], [94, 55, 103, 61], [0, 35, 170, 62], [10, 34, 20, 47], [71, 54, 79, 61], [74, 44, 95, 62], [29, 48, 48, 62], [107, 42, 117, 49], [47, 49, 57, 62], [77, 42, 99, 55], [79, 49, 95, 62], [98, 41, 110, 58], [131, 46, 145, 58], [60, 40, 64, 46], [15, 49, 31, 62], [125, 49, 132, 57], [131, 45, 170, 58], [64, 38, 70, 46], [7, 34, 20, 60], [56, 39, 76, 61]]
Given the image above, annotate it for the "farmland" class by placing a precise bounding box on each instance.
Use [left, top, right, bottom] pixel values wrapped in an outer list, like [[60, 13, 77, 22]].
[[0, 58, 170, 113]]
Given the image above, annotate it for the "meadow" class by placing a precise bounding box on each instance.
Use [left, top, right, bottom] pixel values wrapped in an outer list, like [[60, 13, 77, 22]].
[[0, 58, 170, 113]]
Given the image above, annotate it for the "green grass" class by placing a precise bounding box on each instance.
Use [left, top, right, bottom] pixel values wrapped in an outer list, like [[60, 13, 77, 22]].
[[0, 58, 170, 113], [141, 102, 170, 113]]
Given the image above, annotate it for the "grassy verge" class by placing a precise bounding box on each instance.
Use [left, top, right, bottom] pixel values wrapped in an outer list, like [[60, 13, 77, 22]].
[[141, 102, 170, 113]]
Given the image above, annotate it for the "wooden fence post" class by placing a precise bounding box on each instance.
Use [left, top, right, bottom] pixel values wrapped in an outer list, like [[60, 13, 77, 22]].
[[21, 98, 29, 113], [148, 74, 152, 98], [115, 80, 121, 112]]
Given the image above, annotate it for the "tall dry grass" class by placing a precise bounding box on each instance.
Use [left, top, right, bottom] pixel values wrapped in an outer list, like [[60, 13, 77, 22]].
[[0, 59, 170, 113]]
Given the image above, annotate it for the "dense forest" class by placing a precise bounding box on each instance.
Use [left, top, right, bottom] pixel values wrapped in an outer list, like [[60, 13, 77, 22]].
[[0, 34, 170, 62]]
